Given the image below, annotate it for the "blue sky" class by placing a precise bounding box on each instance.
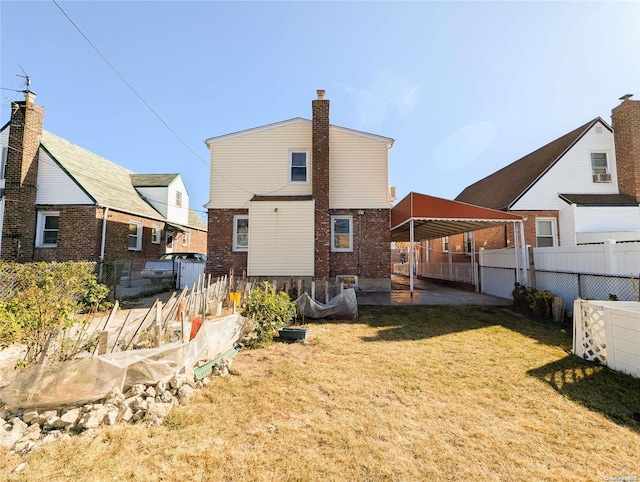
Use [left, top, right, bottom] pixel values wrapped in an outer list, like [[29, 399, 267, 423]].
[[2, 1, 639, 218]]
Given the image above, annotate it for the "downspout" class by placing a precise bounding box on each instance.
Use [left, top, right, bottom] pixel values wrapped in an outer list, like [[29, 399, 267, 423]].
[[99, 206, 109, 281]]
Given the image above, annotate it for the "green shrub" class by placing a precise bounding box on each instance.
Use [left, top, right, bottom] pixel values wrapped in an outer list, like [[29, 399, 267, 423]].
[[0, 261, 112, 365], [511, 283, 558, 319], [242, 282, 296, 348]]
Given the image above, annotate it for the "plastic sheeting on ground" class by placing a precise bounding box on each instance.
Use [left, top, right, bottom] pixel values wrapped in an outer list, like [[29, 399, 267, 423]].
[[0, 313, 248, 410], [296, 288, 358, 320]]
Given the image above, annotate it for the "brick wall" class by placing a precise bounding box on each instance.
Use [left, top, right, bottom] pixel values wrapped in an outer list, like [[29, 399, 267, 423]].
[[612, 98, 640, 201], [330, 209, 391, 280], [102, 209, 167, 261], [1, 94, 44, 261], [206, 208, 248, 278], [312, 93, 331, 279]]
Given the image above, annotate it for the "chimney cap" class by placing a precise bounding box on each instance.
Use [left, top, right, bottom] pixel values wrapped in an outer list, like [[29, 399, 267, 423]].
[[619, 93, 634, 102], [317, 89, 325, 100]]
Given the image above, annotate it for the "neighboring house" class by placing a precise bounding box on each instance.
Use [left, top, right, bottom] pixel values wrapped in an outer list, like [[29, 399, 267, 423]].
[[437, 96, 640, 259], [205, 90, 394, 290], [0, 91, 207, 263]]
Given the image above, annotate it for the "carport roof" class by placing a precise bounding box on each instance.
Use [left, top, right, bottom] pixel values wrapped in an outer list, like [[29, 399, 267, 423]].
[[391, 192, 524, 242]]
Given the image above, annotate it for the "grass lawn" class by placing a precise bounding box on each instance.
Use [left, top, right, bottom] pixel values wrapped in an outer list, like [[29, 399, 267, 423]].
[[2, 305, 639, 481]]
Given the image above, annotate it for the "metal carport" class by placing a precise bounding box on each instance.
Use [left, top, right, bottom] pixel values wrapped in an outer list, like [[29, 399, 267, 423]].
[[391, 192, 526, 294]]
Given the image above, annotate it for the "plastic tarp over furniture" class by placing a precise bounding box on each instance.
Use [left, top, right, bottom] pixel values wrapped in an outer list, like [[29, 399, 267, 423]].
[[296, 288, 358, 319], [0, 313, 248, 410]]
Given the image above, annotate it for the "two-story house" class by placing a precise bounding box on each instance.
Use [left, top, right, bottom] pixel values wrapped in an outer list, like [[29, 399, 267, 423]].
[[441, 96, 640, 256], [0, 90, 207, 263], [205, 90, 394, 290]]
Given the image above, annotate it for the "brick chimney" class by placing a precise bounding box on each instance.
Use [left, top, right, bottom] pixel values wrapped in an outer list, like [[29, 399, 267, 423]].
[[1, 90, 44, 261], [612, 95, 640, 202], [312, 89, 330, 279]]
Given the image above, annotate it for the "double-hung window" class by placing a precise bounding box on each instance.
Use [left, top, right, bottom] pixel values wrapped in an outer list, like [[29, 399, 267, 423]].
[[590, 152, 610, 183], [535, 218, 557, 247], [128, 221, 142, 251], [176, 191, 183, 207], [151, 225, 161, 244], [290, 151, 308, 183], [443, 236, 449, 252], [36, 211, 59, 247], [331, 215, 353, 252], [233, 216, 249, 251], [182, 231, 190, 247]]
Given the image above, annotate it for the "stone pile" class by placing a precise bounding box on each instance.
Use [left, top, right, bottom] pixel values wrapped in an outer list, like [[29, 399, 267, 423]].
[[0, 357, 233, 455]]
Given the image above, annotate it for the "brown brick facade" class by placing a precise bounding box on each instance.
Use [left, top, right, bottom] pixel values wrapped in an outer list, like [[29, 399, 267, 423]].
[[206, 208, 248, 278], [2, 93, 44, 261], [330, 209, 391, 280], [612, 98, 640, 202]]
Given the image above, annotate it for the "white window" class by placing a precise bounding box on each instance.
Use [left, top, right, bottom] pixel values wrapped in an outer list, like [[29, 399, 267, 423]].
[[151, 225, 161, 244], [182, 231, 190, 247], [289, 151, 308, 183], [464, 232, 473, 254], [590, 152, 611, 183], [36, 211, 59, 247], [331, 215, 353, 252], [535, 218, 557, 247], [176, 191, 183, 207], [443, 236, 449, 252], [233, 216, 249, 252], [1, 147, 7, 179], [128, 221, 142, 251]]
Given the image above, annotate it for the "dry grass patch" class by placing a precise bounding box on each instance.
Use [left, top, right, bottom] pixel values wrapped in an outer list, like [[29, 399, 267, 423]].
[[1, 305, 639, 481]]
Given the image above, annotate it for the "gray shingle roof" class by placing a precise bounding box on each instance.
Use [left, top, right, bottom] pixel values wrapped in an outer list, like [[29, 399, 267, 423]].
[[40, 131, 206, 231], [455, 118, 609, 210], [559, 193, 639, 206], [131, 173, 180, 187]]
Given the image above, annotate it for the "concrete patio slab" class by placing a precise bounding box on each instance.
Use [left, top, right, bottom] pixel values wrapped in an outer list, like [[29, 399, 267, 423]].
[[357, 275, 512, 306]]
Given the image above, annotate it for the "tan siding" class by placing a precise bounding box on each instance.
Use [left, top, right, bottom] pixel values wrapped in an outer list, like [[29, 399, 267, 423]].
[[208, 123, 312, 209], [329, 127, 390, 209], [248, 200, 314, 276]]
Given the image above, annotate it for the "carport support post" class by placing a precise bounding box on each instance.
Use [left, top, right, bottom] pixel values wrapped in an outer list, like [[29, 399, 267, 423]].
[[519, 221, 528, 286], [409, 218, 414, 296]]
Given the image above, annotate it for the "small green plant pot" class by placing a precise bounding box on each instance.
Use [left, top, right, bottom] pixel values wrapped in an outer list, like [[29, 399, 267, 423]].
[[278, 327, 309, 340]]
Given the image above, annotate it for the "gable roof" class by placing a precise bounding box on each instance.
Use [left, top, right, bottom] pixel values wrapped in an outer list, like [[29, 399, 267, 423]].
[[205, 117, 394, 146], [455, 118, 610, 210], [39, 131, 206, 230]]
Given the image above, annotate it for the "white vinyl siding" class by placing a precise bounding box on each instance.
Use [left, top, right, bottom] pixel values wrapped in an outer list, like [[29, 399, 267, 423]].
[[208, 121, 312, 209], [35, 149, 92, 205], [512, 123, 618, 211], [329, 127, 390, 209], [558, 204, 577, 246], [247, 200, 314, 276]]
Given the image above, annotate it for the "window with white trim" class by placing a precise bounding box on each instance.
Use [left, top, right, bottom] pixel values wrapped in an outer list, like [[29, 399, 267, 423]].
[[443, 236, 449, 252], [1, 147, 7, 179], [535, 218, 557, 247], [233, 216, 249, 251], [464, 232, 473, 254], [176, 191, 183, 207], [590, 152, 611, 183], [128, 221, 142, 251], [182, 231, 190, 247], [36, 211, 59, 247], [151, 225, 161, 244], [331, 215, 353, 252], [289, 151, 308, 183]]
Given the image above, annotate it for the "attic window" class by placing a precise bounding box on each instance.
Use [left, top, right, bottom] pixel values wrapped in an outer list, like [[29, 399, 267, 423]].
[[176, 191, 183, 207], [590, 153, 611, 183], [595, 125, 603, 134]]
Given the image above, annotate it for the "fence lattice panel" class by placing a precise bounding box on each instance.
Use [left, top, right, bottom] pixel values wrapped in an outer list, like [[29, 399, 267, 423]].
[[576, 303, 607, 363]]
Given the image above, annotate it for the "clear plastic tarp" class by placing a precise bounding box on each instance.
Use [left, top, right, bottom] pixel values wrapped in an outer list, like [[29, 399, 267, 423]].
[[296, 288, 358, 319], [0, 313, 248, 410]]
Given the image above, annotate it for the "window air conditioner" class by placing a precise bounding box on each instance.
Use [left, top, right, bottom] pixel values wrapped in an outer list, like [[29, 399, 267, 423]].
[[592, 173, 611, 183]]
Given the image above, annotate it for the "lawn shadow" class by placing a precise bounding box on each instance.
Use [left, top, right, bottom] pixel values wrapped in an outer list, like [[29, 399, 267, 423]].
[[358, 305, 504, 342], [528, 355, 640, 433]]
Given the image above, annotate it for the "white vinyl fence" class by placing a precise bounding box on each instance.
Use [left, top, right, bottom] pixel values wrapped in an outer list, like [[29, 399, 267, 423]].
[[478, 248, 522, 299], [573, 299, 640, 379]]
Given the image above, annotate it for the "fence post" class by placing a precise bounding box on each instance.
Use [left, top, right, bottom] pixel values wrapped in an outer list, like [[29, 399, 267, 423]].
[[528, 245, 536, 290], [577, 273, 582, 297], [603, 239, 616, 274]]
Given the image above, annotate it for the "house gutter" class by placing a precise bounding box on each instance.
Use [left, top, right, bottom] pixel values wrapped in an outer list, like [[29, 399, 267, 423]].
[[99, 206, 109, 281]]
